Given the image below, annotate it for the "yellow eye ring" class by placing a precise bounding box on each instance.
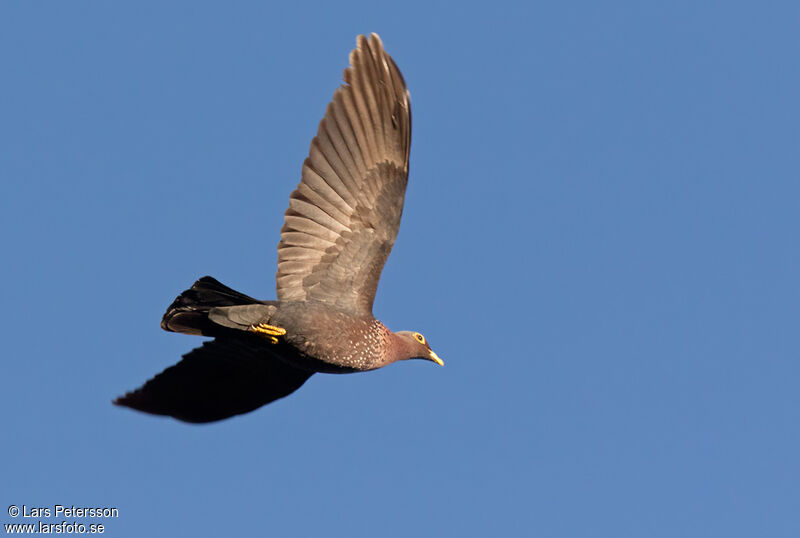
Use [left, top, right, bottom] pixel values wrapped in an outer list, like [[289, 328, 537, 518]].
[[414, 333, 425, 344]]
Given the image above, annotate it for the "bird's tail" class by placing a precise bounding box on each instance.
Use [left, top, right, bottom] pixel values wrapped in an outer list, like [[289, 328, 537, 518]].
[[161, 276, 262, 336]]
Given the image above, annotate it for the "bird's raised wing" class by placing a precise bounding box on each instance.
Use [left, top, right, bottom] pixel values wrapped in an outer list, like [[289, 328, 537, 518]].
[[276, 34, 411, 314]]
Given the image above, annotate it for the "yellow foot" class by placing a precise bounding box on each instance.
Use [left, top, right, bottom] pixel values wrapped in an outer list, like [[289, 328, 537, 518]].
[[249, 323, 287, 344]]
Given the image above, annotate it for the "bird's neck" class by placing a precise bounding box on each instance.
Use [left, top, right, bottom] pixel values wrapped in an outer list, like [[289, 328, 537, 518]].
[[384, 330, 414, 364]]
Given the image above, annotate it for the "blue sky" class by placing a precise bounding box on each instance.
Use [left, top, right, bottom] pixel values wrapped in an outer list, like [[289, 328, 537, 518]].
[[1, 1, 798, 536]]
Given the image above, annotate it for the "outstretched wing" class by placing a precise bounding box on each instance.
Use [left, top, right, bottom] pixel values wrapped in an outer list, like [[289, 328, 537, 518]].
[[114, 338, 313, 423], [276, 33, 411, 314]]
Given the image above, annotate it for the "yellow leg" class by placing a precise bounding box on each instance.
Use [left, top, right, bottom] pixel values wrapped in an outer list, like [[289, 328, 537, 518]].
[[249, 323, 287, 344]]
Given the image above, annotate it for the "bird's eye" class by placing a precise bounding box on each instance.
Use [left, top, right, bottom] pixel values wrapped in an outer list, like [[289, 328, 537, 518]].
[[414, 333, 425, 344]]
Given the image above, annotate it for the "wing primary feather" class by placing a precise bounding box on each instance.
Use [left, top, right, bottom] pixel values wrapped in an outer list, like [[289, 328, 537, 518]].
[[360, 36, 387, 162], [295, 183, 351, 226], [288, 198, 350, 234], [301, 162, 355, 213], [304, 149, 355, 206], [321, 104, 361, 186], [346, 41, 380, 167], [331, 90, 368, 178], [315, 118, 352, 193]]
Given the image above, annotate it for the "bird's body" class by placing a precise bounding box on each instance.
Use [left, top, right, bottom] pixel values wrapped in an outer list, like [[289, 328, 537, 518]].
[[114, 34, 442, 423], [204, 297, 397, 373], [271, 302, 393, 372]]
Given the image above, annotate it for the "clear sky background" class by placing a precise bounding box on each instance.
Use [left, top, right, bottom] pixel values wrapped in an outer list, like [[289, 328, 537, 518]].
[[1, 1, 798, 536]]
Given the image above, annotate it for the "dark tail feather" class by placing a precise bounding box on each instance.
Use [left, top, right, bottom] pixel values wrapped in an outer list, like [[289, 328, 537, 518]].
[[161, 276, 262, 336]]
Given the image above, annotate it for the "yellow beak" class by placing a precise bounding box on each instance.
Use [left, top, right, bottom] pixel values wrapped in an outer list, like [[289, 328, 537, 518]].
[[429, 350, 444, 366]]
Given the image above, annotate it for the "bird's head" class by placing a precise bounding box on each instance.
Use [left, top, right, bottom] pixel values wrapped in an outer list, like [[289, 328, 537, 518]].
[[394, 331, 444, 366]]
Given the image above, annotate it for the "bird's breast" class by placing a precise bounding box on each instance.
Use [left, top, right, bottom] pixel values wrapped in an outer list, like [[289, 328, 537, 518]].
[[270, 302, 389, 372]]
